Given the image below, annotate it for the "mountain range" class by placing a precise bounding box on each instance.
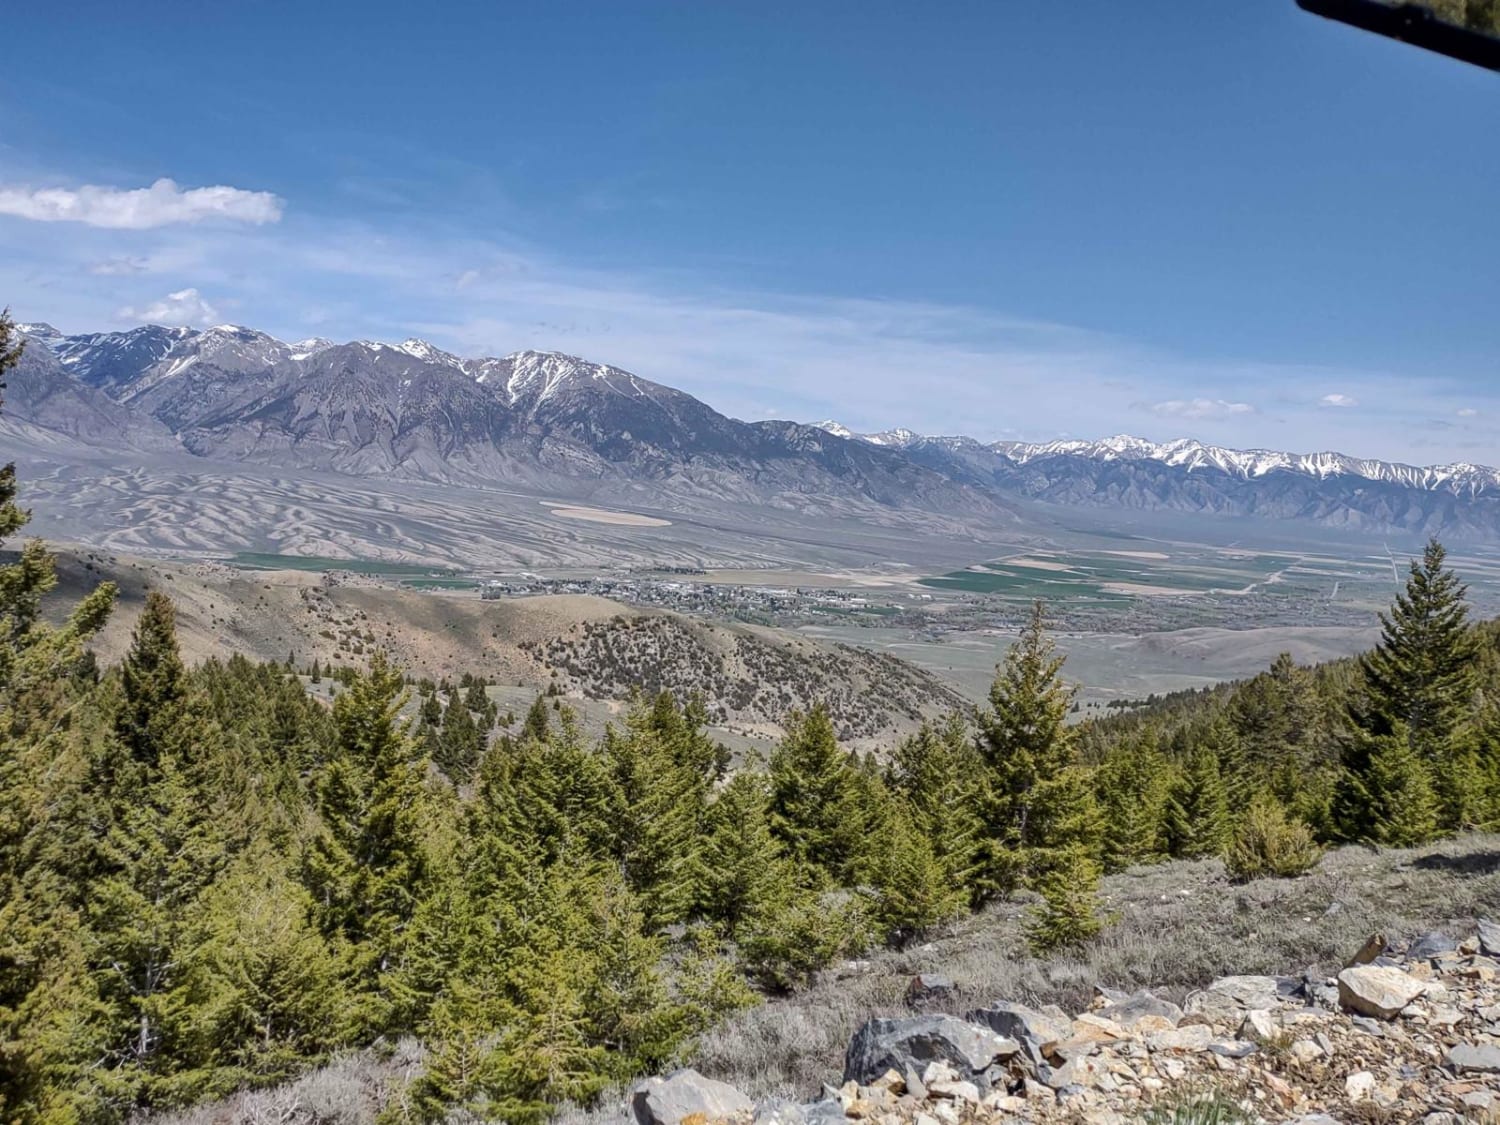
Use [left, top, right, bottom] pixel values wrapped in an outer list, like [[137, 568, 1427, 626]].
[[6, 319, 1499, 540]]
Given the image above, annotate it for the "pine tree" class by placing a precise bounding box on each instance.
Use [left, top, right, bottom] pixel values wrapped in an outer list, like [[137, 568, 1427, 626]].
[[768, 705, 863, 884], [1359, 538, 1478, 827], [973, 601, 1099, 903], [1023, 844, 1104, 954], [304, 653, 433, 1038], [434, 692, 483, 784], [887, 714, 980, 890], [1165, 741, 1232, 859], [1095, 731, 1170, 871], [602, 700, 702, 930], [695, 772, 784, 935]]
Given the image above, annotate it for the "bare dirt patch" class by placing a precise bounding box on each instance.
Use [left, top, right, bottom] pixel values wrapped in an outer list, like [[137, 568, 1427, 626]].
[[1102, 549, 1170, 560], [545, 504, 671, 527]]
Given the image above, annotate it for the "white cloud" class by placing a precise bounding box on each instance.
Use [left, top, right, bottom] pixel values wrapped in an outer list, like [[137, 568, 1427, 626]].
[[1319, 392, 1358, 408], [1458, 407, 1479, 417], [0, 178, 282, 229], [116, 287, 220, 327], [1148, 398, 1256, 420]]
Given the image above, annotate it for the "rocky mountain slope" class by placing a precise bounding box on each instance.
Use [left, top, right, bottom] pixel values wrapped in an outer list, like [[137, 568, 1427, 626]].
[[817, 423, 1500, 539], [12, 318, 1500, 538], [630, 925, 1500, 1125], [14, 324, 1008, 521]]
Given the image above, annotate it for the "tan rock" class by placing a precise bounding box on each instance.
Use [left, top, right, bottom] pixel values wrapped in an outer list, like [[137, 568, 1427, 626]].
[[1071, 1014, 1127, 1042], [1287, 1039, 1324, 1064], [1346, 933, 1386, 967], [1239, 1008, 1281, 1043], [1338, 966, 1429, 1019], [1346, 1070, 1377, 1101], [926, 1079, 979, 1104], [1144, 1025, 1214, 1052]]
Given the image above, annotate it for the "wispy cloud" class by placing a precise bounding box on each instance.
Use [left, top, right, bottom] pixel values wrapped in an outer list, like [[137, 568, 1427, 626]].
[[1319, 392, 1358, 408], [1458, 407, 1479, 417], [116, 287, 220, 326], [1147, 398, 1256, 420], [0, 178, 283, 229], [3, 186, 1497, 464]]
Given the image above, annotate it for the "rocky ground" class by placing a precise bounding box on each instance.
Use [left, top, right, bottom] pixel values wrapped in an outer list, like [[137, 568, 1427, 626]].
[[631, 925, 1500, 1124]]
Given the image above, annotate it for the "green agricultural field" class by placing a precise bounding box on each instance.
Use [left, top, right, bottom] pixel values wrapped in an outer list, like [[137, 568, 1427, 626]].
[[226, 551, 459, 578]]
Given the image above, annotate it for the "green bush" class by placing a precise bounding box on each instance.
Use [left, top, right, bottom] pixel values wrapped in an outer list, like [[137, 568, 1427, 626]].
[[1225, 794, 1323, 881]]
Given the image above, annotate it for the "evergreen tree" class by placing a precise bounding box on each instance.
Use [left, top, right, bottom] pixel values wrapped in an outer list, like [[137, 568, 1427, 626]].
[[1165, 741, 1232, 859], [602, 700, 702, 930], [434, 693, 483, 784], [768, 705, 863, 883], [304, 654, 433, 1037], [868, 800, 965, 947], [1359, 538, 1478, 826], [0, 311, 118, 1122], [1333, 722, 1441, 847], [887, 714, 980, 890], [1023, 844, 1104, 954], [115, 593, 191, 770], [695, 772, 784, 935], [1095, 731, 1170, 871], [973, 601, 1099, 903]]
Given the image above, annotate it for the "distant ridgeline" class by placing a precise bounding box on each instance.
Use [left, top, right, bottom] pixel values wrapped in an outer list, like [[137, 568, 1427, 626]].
[[6, 316, 1500, 1119]]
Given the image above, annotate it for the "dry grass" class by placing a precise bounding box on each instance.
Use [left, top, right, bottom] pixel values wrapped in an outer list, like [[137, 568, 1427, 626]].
[[685, 833, 1500, 1102], [146, 835, 1500, 1125]]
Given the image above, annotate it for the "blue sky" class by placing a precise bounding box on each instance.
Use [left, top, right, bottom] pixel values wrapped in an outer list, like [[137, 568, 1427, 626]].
[[2, 0, 1497, 462]]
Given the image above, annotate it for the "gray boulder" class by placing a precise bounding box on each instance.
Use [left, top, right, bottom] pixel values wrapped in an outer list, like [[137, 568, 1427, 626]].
[[1479, 919, 1500, 958], [966, 1001, 1070, 1047], [1410, 931, 1456, 959], [844, 1015, 1019, 1091], [1448, 1043, 1500, 1074], [630, 1069, 753, 1125]]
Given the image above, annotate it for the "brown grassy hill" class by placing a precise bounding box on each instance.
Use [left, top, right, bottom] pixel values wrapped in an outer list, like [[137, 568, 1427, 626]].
[[45, 548, 958, 747]]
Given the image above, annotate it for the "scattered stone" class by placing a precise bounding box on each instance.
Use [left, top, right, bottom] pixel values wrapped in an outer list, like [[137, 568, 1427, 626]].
[[1239, 1008, 1281, 1043], [1410, 931, 1456, 959], [1095, 991, 1183, 1029], [1070, 1014, 1126, 1043], [905, 974, 956, 1007], [1463, 1090, 1496, 1111], [966, 1001, 1068, 1049], [926, 1078, 980, 1104], [1478, 919, 1500, 958], [752, 1097, 807, 1125], [1287, 1039, 1324, 1064], [1209, 1040, 1258, 1059], [630, 1068, 754, 1125], [1143, 1025, 1213, 1053], [844, 1016, 1018, 1090], [1447, 1042, 1500, 1074], [1337, 965, 1429, 1019], [1346, 1071, 1377, 1101]]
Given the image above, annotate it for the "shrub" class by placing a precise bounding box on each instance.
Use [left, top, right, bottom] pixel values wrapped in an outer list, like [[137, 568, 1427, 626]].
[[1226, 795, 1323, 881]]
